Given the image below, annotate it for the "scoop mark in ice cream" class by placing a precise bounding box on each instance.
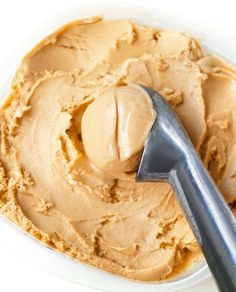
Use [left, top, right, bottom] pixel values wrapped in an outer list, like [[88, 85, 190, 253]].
[[0, 17, 236, 282]]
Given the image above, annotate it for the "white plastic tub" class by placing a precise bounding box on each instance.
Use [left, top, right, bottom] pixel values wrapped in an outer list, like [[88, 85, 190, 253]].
[[0, 1, 235, 291]]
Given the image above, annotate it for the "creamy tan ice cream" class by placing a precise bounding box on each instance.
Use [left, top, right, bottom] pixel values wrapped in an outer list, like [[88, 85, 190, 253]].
[[0, 17, 236, 282], [81, 84, 156, 174]]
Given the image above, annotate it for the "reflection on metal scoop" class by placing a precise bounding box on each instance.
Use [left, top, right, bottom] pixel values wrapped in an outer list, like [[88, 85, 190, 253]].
[[136, 85, 236, 292]]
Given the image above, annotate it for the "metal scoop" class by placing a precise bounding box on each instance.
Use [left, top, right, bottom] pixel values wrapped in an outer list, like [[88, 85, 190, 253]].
[[136, 85, 236, 292]]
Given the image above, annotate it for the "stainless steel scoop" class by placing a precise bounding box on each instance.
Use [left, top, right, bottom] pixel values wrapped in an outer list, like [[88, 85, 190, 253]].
[[136, 85, 236, 292]]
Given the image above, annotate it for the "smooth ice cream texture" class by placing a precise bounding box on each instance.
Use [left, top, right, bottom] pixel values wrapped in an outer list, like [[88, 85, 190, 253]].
[[0, 17, 236, 282], [81, 84, 156, 174]]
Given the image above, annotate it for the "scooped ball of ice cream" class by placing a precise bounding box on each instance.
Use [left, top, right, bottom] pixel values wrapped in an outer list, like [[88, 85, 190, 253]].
[[81, 84, 156, 174]]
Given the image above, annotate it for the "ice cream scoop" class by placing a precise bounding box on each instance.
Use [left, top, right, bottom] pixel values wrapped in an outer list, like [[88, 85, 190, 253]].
[[136, 85, 236, 292], [81, 84, 156, 174]]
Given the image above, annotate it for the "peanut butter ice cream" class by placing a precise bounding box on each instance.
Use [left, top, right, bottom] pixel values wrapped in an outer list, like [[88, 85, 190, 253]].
[[81, 84, 156, 174], [0, 17, 236, 282]]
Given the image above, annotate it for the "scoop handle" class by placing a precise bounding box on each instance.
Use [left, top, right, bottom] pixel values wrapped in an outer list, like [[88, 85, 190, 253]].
[[169, 150, 236, 292]]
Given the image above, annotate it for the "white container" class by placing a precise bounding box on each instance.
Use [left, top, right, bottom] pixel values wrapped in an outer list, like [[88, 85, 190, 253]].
[[0, 1, 235, 291]]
